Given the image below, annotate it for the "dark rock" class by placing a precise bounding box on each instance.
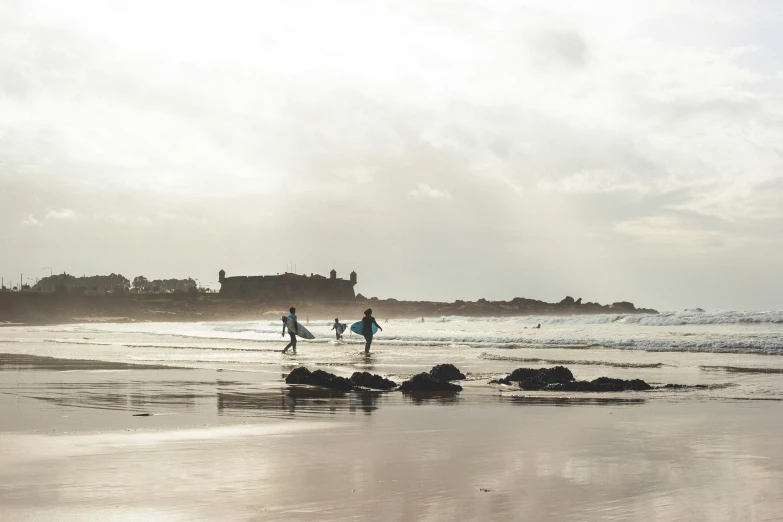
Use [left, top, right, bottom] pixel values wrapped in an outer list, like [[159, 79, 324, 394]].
[[544, 381, 594, 392], [398, 373, 463, 392], [285, 366, 312, 384], [541, 366, 574, 384], [559, 296, 575, 306], [492, 365, 652, 392], [350, 371, 397, 390], [593, 377, 651, 391], [429, 364, 465, 381], [519, 378, 547, 390], [489, 377, 512, 385], [549, 377, 652, 392], [575, 297, 582, 305], [285, 367, 355, 390], [327, 376, 355, 391], [309, 369, 337, 387], [507, 368, 540, 381], [507, 366, 574, 384]]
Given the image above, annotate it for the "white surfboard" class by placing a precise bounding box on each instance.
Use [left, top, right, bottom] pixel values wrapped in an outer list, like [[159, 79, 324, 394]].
[[284, 316, 315, 339]]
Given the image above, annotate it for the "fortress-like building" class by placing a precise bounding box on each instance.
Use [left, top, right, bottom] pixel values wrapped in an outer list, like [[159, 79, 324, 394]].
[[218, 269, 357, 300]]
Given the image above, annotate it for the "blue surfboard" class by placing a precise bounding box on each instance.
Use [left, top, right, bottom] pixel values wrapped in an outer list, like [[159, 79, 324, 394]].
[[350, 321, 378, 335]]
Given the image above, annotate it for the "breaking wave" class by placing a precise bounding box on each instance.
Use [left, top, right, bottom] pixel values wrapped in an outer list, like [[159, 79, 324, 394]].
[[700, 366, 783, 374], [434, 310, 783, 326]]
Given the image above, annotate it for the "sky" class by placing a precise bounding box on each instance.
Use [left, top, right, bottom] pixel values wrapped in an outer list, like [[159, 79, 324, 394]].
[[1, 0, 782, 311]]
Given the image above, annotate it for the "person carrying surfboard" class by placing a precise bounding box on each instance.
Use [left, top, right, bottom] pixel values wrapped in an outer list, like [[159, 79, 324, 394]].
[[332, 318, 344, 340], [282, 307, 298, 354], [361, 308, 382, 354]]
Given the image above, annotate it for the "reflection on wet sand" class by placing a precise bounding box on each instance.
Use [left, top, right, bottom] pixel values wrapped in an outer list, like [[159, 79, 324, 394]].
[[0, 352, 174, 371], [401, 391, 463, 406], [8, 380, 205, 413], [1, 350, 783, 521], [0, 352, 649, 420], [217, 386, 382, 416], [504, 395, 646, 406]]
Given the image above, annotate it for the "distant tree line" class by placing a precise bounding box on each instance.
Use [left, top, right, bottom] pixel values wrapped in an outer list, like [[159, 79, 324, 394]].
[[26, 274, 209, 295], [131, 276, 200, 293], [32, 274, 131, 295]]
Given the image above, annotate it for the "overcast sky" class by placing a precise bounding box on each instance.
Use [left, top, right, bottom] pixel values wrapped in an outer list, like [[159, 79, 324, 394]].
[[1, 0, 782, 310]]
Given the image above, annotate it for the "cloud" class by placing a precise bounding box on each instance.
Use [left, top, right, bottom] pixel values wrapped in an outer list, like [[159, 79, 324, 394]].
[[22, 214, 40, 226], [2, 0, 783, 309], [408, 184, 452, 199], [537, 170, 651, 194], [22, 208, 84, 226], [45, 209, 82, 220]]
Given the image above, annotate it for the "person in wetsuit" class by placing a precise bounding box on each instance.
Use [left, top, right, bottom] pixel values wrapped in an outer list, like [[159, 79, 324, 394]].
[[361, 308, 382, 354], [331, 318, 343, 340], [282, 307, 298, 354]]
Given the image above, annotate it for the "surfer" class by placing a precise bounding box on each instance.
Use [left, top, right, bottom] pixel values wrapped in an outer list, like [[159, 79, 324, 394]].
[[362, 308, 382, 354], [332, 318, 343, 340], [282, 307, 298, 354]]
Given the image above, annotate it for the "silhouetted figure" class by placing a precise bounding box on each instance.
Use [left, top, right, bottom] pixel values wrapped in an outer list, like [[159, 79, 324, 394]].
[[282, 307, 298, 354], [332, 318, 343, 340], [535, 323, 541, 329], [362, 308, 382, 354]]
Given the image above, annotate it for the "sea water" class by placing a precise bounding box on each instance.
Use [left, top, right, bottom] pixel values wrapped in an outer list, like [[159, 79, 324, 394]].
[[1, 310, 782, 400]]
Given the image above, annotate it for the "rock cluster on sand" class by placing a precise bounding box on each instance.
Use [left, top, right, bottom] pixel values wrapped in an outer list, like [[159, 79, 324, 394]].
[[490, 365, 574, 386], [398, 373, 463, 392], [398, 364, 466, 392], [350, 371, 397, 390], [286, 365, 468, 393], [491, 366, 652, 392], [285, 367, 354, 391], [286, 367, 398, 391], [429, 364, 466, 381]]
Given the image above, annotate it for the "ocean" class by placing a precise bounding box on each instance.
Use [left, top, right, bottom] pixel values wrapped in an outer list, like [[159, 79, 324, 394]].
[[2, 310, 782, 400]]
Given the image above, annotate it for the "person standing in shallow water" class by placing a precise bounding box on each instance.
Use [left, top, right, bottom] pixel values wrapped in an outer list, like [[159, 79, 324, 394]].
[[282, 307, 298, 354], [331, 318, 343, 340], [361, 308, 382, 354]]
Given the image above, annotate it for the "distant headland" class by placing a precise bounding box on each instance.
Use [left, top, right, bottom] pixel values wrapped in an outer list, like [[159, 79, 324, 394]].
[[0, 268, 658, 325]]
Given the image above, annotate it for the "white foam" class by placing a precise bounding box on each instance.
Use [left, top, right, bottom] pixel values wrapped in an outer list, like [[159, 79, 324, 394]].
[[19, 311, 783, 356]]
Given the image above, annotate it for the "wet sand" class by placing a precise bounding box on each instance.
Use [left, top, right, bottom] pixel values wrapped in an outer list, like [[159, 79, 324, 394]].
[[1, 354, 782, 521]]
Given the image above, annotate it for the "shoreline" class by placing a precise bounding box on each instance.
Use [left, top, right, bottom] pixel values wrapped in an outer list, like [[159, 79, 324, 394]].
[[1, 351, 781, 520]]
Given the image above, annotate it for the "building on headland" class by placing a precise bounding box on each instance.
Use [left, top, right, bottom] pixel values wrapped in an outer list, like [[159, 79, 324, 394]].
[[218, 269, 357, 300]]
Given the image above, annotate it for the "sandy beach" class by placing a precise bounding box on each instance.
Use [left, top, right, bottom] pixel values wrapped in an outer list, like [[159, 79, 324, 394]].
[[1, 318, 783, 521]]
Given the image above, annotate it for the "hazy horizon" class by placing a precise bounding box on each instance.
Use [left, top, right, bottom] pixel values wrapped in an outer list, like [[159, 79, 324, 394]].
[[2, 0, 782, 311]]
